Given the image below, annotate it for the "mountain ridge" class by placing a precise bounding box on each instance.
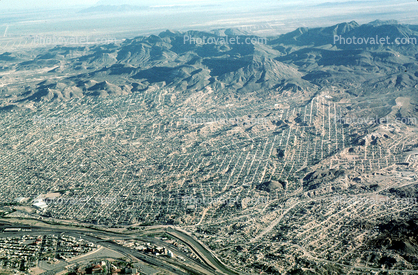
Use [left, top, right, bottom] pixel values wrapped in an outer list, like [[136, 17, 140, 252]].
[[1, 20, 417, 106]]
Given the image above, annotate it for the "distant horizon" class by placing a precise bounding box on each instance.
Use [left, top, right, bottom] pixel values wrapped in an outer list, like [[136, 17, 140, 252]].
[[0, 0, 417, 274], [0, 0, 412, 11], [0, 0, 416, 43]]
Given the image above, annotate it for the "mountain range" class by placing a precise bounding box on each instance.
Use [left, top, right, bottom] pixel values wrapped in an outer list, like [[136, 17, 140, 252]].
[[1, 20, 418, 274], [1, 20, 416, 108]]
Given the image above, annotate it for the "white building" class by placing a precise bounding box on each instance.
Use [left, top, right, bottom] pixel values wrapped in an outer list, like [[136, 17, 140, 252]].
[[32, 199, 48, 210]]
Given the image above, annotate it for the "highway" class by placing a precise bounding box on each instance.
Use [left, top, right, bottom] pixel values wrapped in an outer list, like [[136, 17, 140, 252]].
[[0, 222, 238, 275], [166, 227, 241, 275]]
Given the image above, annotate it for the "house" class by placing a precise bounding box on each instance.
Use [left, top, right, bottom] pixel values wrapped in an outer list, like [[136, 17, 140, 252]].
[[76, 267, 86, 275], [124, 268, 138, 274], [91, 264, 103, 274], [32, 199, 48, 210]]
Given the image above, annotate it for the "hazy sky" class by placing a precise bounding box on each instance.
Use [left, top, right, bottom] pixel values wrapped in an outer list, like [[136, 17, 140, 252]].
[[0, 0, 310, 10], [0, 0, 97, 10], [0, 0, 414, 11], [0, 0, 415, 36]]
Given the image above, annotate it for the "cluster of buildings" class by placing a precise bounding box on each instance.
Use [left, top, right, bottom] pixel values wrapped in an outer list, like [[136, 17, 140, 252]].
[[0, 74, 416, 275], [0, 91, 411, 233], [68, 260, 140, 275], [113, 240, 174, 258], [0, 233, 97, 273]]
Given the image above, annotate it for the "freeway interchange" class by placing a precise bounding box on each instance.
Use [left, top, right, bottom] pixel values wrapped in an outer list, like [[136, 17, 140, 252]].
[[0, 221, 241, 275]]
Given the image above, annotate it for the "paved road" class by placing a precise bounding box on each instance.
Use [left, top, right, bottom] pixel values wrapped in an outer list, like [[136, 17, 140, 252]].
[[0, 224, 231, 274], [138, 226, 242, 274], [134, 235, 220, 274], [166, 227, 242, 275]]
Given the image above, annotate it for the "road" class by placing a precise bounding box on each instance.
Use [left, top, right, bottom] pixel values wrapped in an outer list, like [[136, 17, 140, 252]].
[[166, 227, 242, 275], [0, 223, 238, 275]]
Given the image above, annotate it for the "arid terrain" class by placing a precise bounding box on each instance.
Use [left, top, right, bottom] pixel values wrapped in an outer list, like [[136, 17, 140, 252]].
[[0, 19, 418, 274]]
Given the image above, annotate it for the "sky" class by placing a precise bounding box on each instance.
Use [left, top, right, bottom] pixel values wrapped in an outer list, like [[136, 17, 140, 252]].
[[0, 0, 309, 11], [0, 0, 97, 10], [0, 0, 415, 38], [0, 0, 414, 11]]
